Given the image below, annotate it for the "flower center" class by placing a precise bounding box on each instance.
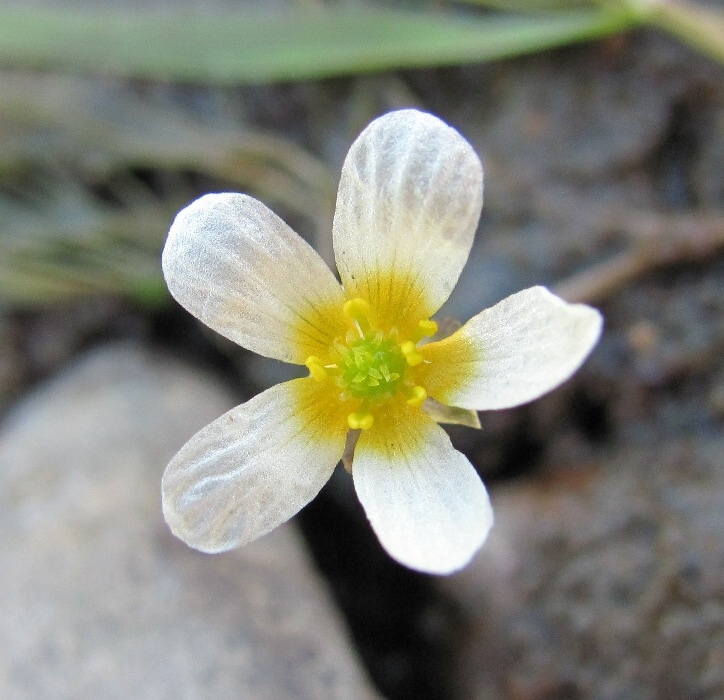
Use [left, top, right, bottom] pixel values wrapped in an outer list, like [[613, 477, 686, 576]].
[[339, 335, 405, 401], [304, 298, 437, 431]]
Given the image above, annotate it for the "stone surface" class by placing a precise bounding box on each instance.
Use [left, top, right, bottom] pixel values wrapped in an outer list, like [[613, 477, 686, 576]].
[[442, 437, 724, 700], [0, 343, 378, 700]]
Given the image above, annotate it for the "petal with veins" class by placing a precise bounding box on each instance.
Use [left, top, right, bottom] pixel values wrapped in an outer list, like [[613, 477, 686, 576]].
[[162, 379, 347, 553], [422, 286, 603, 410], [163, 193, 347, 364], [333, 110, 483, 334], [353, 401, 493, 574]]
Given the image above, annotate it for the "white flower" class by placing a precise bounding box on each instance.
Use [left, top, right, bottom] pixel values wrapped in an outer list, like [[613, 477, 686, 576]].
[[161, 109, 603, 575]]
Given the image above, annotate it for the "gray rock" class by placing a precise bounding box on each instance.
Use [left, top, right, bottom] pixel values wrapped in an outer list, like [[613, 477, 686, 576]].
[[0, 344, 378, 700], [442, 438, 724, 700]]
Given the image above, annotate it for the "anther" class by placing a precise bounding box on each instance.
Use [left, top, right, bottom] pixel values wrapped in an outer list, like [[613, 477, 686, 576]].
[[406, 385, 428, 408], [400, 340, 424, 367], [348, 411, 374, 430], [343, 298, 373, 337], [413, 319, 438, 343], [304, 355, 328, 381]]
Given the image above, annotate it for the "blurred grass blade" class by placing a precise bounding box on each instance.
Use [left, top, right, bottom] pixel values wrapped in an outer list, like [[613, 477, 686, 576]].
[[458, 0, 598, 13], [0, 74, 340, 308], [0, 191, 171, 308], [0, 7, 636, 84], [633, 0, 724, 63]]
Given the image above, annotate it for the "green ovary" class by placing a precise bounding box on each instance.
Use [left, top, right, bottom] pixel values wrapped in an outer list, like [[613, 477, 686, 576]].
[[339, 336, 406, 401]]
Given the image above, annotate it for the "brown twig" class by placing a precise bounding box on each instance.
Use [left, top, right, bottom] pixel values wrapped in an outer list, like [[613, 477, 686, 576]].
[[554, 211, 724, 304]]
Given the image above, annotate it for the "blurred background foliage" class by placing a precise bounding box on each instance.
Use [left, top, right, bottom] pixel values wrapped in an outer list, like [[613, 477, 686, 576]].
[[0, 0, 722, 309]]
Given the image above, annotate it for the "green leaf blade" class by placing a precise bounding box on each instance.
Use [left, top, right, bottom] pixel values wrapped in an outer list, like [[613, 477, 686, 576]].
[[0, 7, 636, 84]]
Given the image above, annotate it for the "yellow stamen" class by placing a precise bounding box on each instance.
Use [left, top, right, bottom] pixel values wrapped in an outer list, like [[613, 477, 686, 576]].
[[400, 340, 424, 367], [413, 319, 438, 342], [343, 298, 373, 336], [406, 385, 427, 408], [348, 411, 374, 430], [304, 356, 328, 381]]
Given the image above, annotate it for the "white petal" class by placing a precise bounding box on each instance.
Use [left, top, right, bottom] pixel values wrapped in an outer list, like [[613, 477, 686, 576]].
[[163, 193, 347, 364], [333, 109, 483, 330], [162, 379, 347, 552], [353, 404, 493, 574], [423, 286, 603, 410]]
